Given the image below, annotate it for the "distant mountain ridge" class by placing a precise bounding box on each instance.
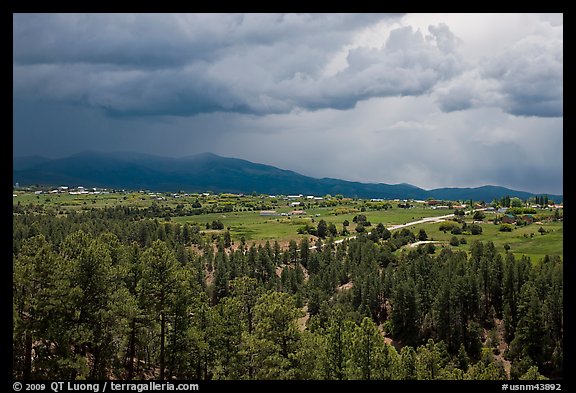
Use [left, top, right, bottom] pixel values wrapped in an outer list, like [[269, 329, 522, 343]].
[[13, 151, 563, 203]]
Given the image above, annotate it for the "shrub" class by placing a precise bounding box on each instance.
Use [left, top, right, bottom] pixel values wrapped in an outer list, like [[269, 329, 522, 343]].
[[469, 223, 483, 235], [439, 222, 457, 233], [451, 226, 463, 235]]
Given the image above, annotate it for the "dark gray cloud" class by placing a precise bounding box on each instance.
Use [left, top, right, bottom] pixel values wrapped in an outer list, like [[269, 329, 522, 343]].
[[14, 13, 561, 119], [12, 14, 563, 196], [275, 25, 464, 111], [482, 34, 563, 118], [13, 13, 390, 67], [14, 13, 466, 117]]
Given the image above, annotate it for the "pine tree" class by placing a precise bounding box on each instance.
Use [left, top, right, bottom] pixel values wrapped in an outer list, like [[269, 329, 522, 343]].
[[391, 278, 420, 346], [299, 237, 309, 268], [346, 317, 394, 380], [139, 240, 180, 380], [509, 283, 547, 368], [63, 231, 132, 379], [252, 291, 303, 379], [395, 346, 417, 380], [324, 308, 350, 380], [292, 330, 327, 379], [211, 297, 245, 379], [13, 235, 63, 379], [230, 276, 261, 335]]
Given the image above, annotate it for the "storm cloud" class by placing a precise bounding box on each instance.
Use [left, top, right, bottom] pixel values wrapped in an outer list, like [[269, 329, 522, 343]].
[[14, 13, 465, 116], [435, 26, 562, 117], [13, 13, 563, 195]]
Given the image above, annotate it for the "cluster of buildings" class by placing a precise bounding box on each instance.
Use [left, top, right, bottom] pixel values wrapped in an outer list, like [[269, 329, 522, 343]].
[[426, 200, 468, 209], [33, 186, 109, 195]]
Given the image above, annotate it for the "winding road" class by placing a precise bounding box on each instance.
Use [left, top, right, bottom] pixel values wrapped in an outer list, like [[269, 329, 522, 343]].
[[311, 208, 487, 249], [323, 213, 455, 247]]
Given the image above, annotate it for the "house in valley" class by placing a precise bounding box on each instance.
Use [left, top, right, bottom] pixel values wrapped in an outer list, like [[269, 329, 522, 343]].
[[501, 214, 516, 224]]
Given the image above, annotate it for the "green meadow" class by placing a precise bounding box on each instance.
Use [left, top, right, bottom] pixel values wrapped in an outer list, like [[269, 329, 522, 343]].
[[14, 190, 562, 261], [403, 215, 563, 262], [171, 206, 453, 243]]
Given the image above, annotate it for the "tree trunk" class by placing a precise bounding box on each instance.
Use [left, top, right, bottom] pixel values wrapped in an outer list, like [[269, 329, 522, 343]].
[[91, 346, 100, 379], [160, 312, 165, 381], [127, 319, 136, 380], [23, 330, 32, 380]]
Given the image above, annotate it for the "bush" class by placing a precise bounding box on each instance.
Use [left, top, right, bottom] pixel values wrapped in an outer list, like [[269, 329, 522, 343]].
[[473, 211, 486, 221], [469, 223, 483, 235], [211, 220, 224, 230], [451, 226, 463, 235], [439, 222, 457, 233], [353, 214, 371, 226], [382, 320, 394, 335], [450, 236, 460, 246], [508, 207, 537, 215], [499, 224, 513, 232]]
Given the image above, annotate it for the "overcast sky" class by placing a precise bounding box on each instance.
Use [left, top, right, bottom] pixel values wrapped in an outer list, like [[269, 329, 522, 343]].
[[13, 13, 563, 195]]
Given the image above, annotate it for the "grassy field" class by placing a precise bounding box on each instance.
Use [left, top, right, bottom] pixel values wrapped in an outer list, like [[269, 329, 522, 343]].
[[14, 190, 562, 261], [171, 208, 562, 262], [404, 215, 563, 262], [13, 191, 144, 210], [171, 206, 453, 243], [172, 212, 311, 243]]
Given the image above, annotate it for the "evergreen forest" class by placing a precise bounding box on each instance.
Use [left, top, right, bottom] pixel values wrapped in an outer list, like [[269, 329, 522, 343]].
[[13, 205, 563, 380]]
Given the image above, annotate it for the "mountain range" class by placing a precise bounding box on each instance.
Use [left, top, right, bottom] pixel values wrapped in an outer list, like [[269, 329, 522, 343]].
[[13, 151, 563, 203]]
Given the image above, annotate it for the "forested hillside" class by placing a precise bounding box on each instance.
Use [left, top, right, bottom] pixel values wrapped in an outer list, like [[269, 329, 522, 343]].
[[13, 151, 563, 202], [13, 205, 562, 380]]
